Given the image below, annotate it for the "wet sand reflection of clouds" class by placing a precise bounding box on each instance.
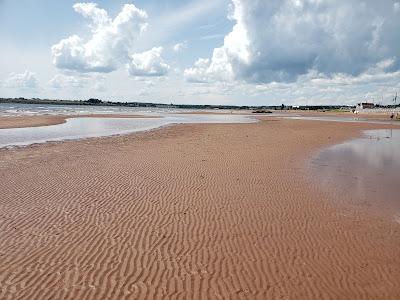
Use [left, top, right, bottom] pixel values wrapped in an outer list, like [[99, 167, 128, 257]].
[[312, 129, 400, 219]]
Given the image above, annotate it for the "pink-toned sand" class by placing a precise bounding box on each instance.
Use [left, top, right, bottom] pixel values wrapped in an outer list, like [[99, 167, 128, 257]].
[[0, 116, 399, 299]]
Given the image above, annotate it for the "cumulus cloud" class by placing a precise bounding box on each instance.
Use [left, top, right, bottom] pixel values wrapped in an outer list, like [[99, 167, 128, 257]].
[[49, 73, 106, 91], [233, 62, 400, 105], [185, 55, 234, 83], [127, 47, 170, 77], [181, 57, 400, 106], [185, 0, 400, 84], [173, 41, 188, 52], [51, 3, 148, 73], [49, 74, 88, 89], [2, 71, 38, 89]]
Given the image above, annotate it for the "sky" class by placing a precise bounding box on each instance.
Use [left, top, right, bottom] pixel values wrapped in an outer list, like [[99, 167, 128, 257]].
[[1, 0, 400, 106]]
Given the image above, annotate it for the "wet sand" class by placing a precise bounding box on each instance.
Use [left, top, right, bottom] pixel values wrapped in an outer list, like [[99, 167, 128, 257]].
[[184, 109, 400, 123], [0, 117, 400, 299], [279, 110, 400, 121], [311, 128, 400, 217], [0, 114, 158, 129], [1, 110, 393, 130]]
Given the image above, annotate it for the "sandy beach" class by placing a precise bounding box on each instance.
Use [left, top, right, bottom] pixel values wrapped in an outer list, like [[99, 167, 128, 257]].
[[1, 116, 400, 299]]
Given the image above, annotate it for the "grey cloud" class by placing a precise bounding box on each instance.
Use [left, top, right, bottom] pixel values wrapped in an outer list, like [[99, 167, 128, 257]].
[[185, 0, 400, 83]]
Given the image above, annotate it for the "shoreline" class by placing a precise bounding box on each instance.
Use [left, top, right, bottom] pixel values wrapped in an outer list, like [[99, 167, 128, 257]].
[[1, 118, 399, 298], [0, 122, 176, 151], [0, 114, 159, 129], [1, 110, 397, 131], [1, 108, 398, 130]]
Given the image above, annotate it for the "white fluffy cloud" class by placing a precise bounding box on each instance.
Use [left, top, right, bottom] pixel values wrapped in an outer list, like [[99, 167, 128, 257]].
[[49, 73, 106, 92], [2, 71, 38, 89], [49, 74, 88, 89], [178, 53, 400, 106], [185, 0, 400, 84], [51, 3, 148, 73], [173, 41, 188, 52], [184, 55, 234, 83], [127, 47, 170, 77]]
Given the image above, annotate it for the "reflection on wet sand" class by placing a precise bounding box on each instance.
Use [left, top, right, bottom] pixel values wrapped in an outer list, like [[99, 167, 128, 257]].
[[312, 129, 400, 219], [0, 114, 255, 148]]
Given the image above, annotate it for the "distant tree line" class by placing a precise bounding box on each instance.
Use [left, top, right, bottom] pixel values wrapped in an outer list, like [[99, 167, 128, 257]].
[[0, 97, 356, 111]]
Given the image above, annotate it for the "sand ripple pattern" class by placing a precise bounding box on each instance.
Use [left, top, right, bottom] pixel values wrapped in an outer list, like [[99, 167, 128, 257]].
[[0, 119, 400, 299]]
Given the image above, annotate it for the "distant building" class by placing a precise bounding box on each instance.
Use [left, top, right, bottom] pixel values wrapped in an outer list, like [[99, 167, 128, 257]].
[[356, 102, 375, 110]]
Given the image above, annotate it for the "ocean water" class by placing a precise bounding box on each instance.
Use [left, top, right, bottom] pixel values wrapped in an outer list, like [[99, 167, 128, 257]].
[[0, 102, 187, 116], [311, 129, 400, 219]]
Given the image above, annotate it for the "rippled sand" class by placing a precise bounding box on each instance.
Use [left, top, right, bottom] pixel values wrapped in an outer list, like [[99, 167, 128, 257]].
[[0, 117, 399, 299]]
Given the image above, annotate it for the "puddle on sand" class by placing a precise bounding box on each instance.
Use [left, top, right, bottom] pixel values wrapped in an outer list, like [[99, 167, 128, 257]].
[[311, 129, 400, 220], [0, 114, 255, 148]]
